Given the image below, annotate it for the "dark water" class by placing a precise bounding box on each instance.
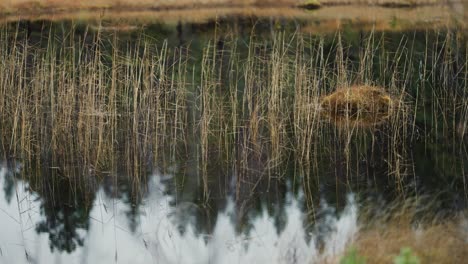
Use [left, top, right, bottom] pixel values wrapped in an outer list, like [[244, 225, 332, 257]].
[[0, 18, 467, 263]]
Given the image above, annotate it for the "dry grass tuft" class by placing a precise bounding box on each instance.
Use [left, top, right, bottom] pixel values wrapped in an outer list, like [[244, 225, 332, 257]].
[[345, 197, 468, 264], [353, 222, 468, 264], [352, 207, 468, 264], [320, 85, 394, 127]]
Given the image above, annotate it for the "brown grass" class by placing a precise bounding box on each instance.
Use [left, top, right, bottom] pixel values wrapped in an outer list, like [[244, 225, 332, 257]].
[[0, 0, 297, 13], [323, 196, 468, 264], [320, 0, 444, 5], [349, 201, 468, 264], [0, 0, 464, 33], [334, 196, 468, 264], [320, 85, 394, 127], [0, 0, 460, 28], [0, 0, 447, 12], [353, 221, 468, 264]]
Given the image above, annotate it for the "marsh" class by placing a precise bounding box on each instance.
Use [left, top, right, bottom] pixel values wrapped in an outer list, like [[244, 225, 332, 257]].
[[0, 2, 467, 263]]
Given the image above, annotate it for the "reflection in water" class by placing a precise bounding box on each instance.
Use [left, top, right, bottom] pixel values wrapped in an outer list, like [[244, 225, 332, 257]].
[[1, 161, 96, 254], [0, 164, 358, 263]]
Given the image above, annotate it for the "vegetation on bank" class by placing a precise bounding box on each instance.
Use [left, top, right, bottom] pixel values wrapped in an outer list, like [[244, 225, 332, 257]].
[[341, 247, 420, 264], [0, 0, 448, 16]]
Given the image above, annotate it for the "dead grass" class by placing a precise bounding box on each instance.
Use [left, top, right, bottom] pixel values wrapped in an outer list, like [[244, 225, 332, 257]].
[[0, 0, 458, 24], [0, 0, 447, 12], [0, 0, 297, 13], [319, 0, 444, 6], [353, 221, 468, 264], [320, 85, 394, 127], [300, 4, 465, 33], [351, 199, 468, 264], [0, 0, 463, 33]]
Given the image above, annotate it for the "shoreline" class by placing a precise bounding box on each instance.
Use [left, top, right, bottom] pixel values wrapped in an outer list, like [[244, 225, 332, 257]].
[[0, 3, 464, 33]]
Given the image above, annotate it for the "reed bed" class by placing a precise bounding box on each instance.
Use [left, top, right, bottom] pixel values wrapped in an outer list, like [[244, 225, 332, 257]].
[[0, 22, 466, 210]]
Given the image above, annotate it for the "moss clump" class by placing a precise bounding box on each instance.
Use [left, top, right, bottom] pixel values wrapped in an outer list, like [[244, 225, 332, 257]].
[[320, 85, 393, 127], [298, 0, 321, 10]]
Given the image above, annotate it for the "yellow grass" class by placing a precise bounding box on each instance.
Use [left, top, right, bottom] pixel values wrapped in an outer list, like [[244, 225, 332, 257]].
[[320, 0, 443, 5], [0, 0, 450, 15], [300, 4, 465, 33], [0, 0, 295, 13], [320, 86, 394, 127], [0, 1, 463, 33]]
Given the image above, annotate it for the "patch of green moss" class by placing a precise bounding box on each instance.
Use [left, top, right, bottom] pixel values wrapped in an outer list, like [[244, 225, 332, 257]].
[[394, 248, 420, 264], [379, 0, 414, 8], [340, 248, 366, 264]]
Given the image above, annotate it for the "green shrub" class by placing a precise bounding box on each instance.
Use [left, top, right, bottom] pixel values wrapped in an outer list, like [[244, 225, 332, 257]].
[[393, 247, 420, 264], [340, 248, 366, 264]]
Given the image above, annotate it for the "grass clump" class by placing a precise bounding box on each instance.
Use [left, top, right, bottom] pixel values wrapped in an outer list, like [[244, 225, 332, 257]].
[[320, 85, 394, 127]]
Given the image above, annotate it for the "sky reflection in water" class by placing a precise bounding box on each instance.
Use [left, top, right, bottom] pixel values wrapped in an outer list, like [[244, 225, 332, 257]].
[[0, 165, 358, 264]]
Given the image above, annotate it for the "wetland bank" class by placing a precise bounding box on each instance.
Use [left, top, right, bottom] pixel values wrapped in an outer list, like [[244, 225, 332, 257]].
[[0, 6, 467, 264]]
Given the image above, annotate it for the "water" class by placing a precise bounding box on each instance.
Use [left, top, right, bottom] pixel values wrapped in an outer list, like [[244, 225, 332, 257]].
[[0, 16, 467, 263], [0, 165, 359, 264]]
